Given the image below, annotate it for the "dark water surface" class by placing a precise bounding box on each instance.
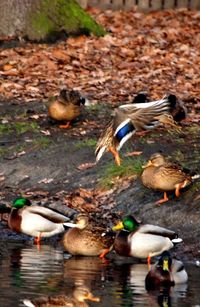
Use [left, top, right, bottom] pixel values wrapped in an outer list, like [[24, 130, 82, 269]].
[[0, 243, 199, 307]]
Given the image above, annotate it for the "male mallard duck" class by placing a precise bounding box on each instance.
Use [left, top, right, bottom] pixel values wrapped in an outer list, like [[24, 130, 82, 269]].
[[8, 197, 72, 245], [63, 214, 114, 258], [95, 95, 179, 166], [145, 251, 188, 291], [112, 215, 182, 266], [23, 285, 100, 307], [132, 91, 149, 104], [167, 94, 187, 122], [141, 152, 196, 204], [132, 93, 187, 122], [48, 89, 86, 128]]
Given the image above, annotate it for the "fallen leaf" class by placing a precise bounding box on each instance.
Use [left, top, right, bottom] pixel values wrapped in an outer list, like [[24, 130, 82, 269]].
[[77, 162, 96, 170], [38, 178, 54, 184], [125, 151, 143, 157]]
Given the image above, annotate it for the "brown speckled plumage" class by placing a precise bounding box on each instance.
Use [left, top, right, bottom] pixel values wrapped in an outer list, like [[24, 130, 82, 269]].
[[63, 214, 114, 257], [23, 285, 100, 307], [48, 89, 84, 122], [141, 153, 192, 204]]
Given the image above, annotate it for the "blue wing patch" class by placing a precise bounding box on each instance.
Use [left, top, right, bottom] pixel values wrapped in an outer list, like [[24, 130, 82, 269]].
[[116, 122, 135, 142]]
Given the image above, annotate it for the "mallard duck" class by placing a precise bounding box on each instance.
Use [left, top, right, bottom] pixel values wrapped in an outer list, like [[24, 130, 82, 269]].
[[141, 152, 195, 204], [167, 94, 187, 122], [48, 89, 86, 128], [8, 197, 72, 245], [145, 251, 188, 291], [23, 285, 100, 307], [112, 215, 182, 266], [132, 91, 149, 104], [63, 214, 114, 258], [95, 95, 179, 166], [132, 93, 187, 122]]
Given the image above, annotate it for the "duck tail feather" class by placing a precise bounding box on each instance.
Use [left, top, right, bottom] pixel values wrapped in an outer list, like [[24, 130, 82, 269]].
[[23, 299, 35, 307], [172, 237, 183, 244]]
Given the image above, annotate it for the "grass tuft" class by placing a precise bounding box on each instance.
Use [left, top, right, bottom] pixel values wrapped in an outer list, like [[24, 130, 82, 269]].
[[75, 138, 97, 149], [98, 156, 144, 189]]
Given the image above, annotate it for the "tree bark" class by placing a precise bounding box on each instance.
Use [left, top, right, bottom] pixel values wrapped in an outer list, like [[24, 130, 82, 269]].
[[0, 0, 106, 41]]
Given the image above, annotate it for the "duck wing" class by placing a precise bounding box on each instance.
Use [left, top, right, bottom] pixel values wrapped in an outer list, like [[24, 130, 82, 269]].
[[27, 206, 70, 223], [156, 163, 192, 183], [138, 224, 178, 240]]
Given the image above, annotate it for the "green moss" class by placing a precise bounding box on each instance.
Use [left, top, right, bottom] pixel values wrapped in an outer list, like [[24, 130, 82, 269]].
[[75, 138, 97, 149], [0, 122, 40, 136], [29, 0, 106, 40], [87, 103, 113, 114], [32, 136, 52, 149], [0, 147, 9, 157], [0, 124, 13, 134], [98, 157, 144, 189]]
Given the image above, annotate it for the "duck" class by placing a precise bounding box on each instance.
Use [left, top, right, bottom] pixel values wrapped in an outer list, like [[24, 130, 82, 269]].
[[48, 88, 87, 128], [112, 215, 182, 266], [132, 93, 187, 122], [141, 152, 196, 204], [8, 197, 72, 245], [167, 94, 187, 122], [145, 251, 188, 291], [23, 284, 100, 307], [132, 91, 149, 104], [95, 95, 179, 166], [62, 214, 114, 258]]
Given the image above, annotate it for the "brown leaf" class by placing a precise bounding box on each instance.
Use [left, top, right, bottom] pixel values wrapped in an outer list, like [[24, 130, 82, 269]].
[[3, 63, 13, 71], [77, 162, 96, 170]]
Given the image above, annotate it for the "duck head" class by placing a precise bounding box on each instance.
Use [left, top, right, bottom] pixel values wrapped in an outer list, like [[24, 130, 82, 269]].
[[112, 215, 141, 232], [12, 197, 32, 209]]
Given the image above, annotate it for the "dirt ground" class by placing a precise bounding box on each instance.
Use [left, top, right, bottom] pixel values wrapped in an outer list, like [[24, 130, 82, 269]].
[[0, 97, 199, 261]]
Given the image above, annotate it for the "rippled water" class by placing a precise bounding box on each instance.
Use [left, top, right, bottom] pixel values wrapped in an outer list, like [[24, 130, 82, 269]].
[[0, 243, 199, 307]]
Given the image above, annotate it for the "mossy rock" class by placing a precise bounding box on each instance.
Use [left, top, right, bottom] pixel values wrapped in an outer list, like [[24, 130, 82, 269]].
[[28, 0, 106, 40]]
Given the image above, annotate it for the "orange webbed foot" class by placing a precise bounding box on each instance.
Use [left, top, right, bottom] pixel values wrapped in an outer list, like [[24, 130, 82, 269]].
[[59, 122, 71, 129], [109, 147, 121, 166], [155, 192, 169, 205]]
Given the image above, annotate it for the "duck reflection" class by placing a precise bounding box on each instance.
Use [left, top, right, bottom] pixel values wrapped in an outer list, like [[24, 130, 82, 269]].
[[63, 256, 109, 288], [23, 282, 100, 307]]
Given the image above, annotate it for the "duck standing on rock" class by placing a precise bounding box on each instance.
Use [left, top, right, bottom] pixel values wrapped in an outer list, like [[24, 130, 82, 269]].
[[48, 88, 87, 128], [62, 214, 114, 259], [112, 215, 182, 266], [95, 95, 179, 166], [8, 197, 73, 246], [141, 152, 198, 204], [145, 251, 188, 291]]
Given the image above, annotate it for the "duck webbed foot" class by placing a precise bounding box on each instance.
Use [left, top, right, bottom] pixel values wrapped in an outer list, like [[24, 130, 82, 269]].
[[155, 192, 169, 205], [109, 146, 121, 166], [99, 248, 110, 259], [34, 234, 41, 248], [175, 180, 187, 197], [59, 121, 71, 129]]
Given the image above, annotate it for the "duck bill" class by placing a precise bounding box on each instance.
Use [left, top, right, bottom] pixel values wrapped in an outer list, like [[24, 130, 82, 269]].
[[112, 221, 124, 231], [85, 293, 100, 302], [163, 259, 169, 271], [142, 161, 152, 169]]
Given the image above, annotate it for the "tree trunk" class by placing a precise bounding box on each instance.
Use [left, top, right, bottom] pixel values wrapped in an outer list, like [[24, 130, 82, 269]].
[[0, 0, 106, 41]]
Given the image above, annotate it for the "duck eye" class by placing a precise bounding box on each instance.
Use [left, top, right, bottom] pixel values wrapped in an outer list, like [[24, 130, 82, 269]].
[[80, 97, 85, 105]]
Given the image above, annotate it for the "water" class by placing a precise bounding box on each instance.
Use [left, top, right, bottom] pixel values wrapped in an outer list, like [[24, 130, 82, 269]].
[[0, 243, 199, 307]]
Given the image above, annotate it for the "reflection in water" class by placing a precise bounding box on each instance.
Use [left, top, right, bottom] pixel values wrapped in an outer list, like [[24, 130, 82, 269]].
[[0, 244, 199, 307], [23, 283, 100, 307]]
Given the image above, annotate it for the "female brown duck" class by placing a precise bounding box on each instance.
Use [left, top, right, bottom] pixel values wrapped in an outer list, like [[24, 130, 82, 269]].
[[63, 214, 114, 258], [141, 152, 197, 204], [48, 89, 86, 128]]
